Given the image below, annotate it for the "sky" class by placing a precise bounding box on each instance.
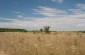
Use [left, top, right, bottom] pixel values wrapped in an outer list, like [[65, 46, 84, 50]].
[[0, 0, 85, 31]]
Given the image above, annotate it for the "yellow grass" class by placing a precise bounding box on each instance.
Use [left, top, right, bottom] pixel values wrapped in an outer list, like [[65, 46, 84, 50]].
[[0, 32, 85, 55]]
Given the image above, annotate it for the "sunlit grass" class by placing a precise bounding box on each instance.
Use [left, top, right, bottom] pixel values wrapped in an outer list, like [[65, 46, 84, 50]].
[[0, 32, 85, 55]]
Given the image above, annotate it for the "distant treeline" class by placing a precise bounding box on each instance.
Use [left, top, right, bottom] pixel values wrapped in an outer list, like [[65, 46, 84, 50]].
[[77, 31, 85, 33], [0, 28, 85, 33], [0, 28, 27, 32]]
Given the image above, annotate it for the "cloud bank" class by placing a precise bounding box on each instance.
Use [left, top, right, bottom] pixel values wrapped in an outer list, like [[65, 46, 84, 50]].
[[0, 4, 85, 31]]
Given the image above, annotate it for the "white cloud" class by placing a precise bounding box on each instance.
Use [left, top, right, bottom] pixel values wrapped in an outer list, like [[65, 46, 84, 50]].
[[51, 0, 64, 3], [1, 4, 85, 31], [76, 4, 85, 10], [12, 11, 25, 18], [68, 4, 85, 15], [0, 14, 85, 31], [12, 11, 21, 14], [33, 6, 67, 17], [17, 15, 23, 18]]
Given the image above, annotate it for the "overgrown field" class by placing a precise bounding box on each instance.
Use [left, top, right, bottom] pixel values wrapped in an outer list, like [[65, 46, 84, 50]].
[[0, 32, 85, 55]]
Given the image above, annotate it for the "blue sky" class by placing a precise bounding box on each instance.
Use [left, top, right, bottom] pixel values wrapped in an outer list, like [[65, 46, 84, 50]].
[[0, 0, 85, 31]]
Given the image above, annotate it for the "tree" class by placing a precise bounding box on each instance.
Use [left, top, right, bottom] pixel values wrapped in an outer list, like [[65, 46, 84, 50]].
[[43, 26, 50, 34], [40, 28, 43, 32]]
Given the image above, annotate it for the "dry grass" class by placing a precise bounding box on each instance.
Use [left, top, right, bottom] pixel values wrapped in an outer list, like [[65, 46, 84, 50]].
[[0, 32, 85, 55]]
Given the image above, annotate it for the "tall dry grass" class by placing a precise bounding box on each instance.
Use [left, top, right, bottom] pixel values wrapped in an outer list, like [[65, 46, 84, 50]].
[[0, 32, 85, 55]]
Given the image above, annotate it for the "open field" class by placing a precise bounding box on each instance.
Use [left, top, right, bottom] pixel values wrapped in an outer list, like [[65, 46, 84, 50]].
[[0, 32, 85, 55]]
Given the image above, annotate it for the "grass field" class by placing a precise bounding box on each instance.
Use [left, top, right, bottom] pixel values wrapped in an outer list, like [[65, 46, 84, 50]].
[[0, 32, 85, 55]]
